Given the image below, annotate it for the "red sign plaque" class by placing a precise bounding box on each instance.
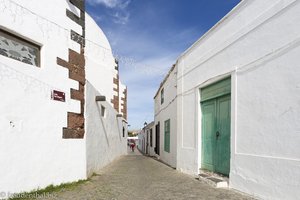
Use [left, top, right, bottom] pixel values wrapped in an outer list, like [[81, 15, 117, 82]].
[[51, 90, 65, 102]]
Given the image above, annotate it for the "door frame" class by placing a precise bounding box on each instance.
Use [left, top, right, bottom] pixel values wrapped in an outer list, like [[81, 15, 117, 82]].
[[199, 76, 232, 176]]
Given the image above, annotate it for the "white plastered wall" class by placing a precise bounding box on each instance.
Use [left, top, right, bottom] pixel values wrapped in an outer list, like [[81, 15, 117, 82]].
[[85, 14, 127, 177], [138, 122, 154, 155], [0, 0, 128, 196], [154, 66, 177, 168], [176, 0, 300, 199], [85, 81, 127, 177], [0, 0, 86, 196], [85, 14, 116, 105]]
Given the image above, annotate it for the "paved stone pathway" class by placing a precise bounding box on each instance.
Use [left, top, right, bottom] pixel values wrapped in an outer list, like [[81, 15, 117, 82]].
[[42, 148, 255, 200]]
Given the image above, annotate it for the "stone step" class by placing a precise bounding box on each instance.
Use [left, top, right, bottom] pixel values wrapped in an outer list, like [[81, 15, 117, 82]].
[[198, 172, 228, 188]]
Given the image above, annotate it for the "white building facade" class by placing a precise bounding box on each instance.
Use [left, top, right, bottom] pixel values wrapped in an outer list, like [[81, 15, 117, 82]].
[[0, 0, 127, 197], [85, 13, 128, 177], [154, 65, 177, 168], [174, 0, 300, 199], [155, 0, 300, 200], [137, 122, 154, 155]]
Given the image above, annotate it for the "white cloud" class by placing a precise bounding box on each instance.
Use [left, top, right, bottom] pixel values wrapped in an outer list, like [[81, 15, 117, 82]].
[[119, 54, 178, 129], [112, 11, 130, 25], [88, 0, 131, 24], [87, 0, 130, 9], [119, 55, 177, 82], [86, 8, 198, 128], [107, 27, 181, 124], [90, 13, 104, 22]]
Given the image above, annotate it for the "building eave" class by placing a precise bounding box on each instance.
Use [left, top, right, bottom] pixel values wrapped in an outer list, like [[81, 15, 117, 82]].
[[153, 64, 176, 99], [178, 0, 245, 60]]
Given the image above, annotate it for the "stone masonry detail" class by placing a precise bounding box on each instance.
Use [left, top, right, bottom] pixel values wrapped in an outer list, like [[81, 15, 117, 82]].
[[57, 0, 86, 139], [111, 60, 120, 112], [121, 87, 127, 120]]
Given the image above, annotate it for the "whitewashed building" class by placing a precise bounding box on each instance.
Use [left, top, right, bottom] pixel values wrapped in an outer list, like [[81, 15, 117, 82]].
[[137, 121, 154, 155], [155, 0, 300, 199], [0, 0, 127, 197], [85, 13, 128, 177], [154, 65, 177, 168]]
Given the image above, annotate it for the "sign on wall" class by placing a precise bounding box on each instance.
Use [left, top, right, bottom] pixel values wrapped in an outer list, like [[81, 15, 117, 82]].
[[51, 90, 65, 102]]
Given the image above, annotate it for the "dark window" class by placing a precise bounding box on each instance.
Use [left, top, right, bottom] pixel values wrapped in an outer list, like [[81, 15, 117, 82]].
[[150, 128, 153, 147], [123, 127, 125, 137], [0, 29, 40, 67], [161, 88, 164, 104]]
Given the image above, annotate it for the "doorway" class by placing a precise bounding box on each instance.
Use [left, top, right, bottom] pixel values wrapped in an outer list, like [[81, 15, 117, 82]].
[[146, 131, 149, 154], [201, 78, 231, 176], [155, 122, 160, 155]]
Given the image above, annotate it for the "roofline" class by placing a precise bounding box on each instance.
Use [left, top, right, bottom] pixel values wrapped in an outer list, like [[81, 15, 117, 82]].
[[153, 64, 176, 99], [178, 0, 245, 60], [144, 121, 155, 129], [152, 0, 245, 100]]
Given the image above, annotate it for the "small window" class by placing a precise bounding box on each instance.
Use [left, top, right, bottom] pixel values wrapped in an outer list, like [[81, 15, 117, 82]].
[[123, 126, 125, 137], [0, 29, 40, 67], [164, 119, 170, 153], [161, 88, 164, 104], [101, 105, 106, 117]]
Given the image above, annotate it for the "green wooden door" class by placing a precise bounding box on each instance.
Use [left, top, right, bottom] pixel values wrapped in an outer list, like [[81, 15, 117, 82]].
[[164, 119, 170, 153], [201, 78, 231, 176], [215, 95, 231, 175], [201, 100, 216, 171]]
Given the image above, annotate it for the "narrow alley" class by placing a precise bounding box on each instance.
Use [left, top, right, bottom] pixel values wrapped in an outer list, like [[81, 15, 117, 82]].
[[1, 1, 299, 199], [39, 149, 254, 200]]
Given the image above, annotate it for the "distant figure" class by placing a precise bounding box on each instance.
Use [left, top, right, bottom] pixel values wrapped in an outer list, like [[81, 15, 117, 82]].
[[130, 141, 135, 152]]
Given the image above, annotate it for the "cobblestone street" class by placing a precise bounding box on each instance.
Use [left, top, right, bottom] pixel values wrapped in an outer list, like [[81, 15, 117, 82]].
[[39, 148, 255, 200]]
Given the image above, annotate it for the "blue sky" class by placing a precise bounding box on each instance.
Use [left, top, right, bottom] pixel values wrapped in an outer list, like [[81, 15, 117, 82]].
[[86, 0, 240, 130]]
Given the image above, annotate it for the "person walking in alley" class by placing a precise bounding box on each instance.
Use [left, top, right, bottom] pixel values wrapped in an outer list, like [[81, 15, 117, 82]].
[[130, 141, 135, 152]]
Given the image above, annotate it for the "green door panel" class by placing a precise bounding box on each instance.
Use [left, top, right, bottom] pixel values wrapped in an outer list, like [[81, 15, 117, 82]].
[[201, 78, 231, 176], [164, 119, 170, 153], [215, 95, 231, 175], [201, 77, 231, 102], [201, 100, 216, 171]]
